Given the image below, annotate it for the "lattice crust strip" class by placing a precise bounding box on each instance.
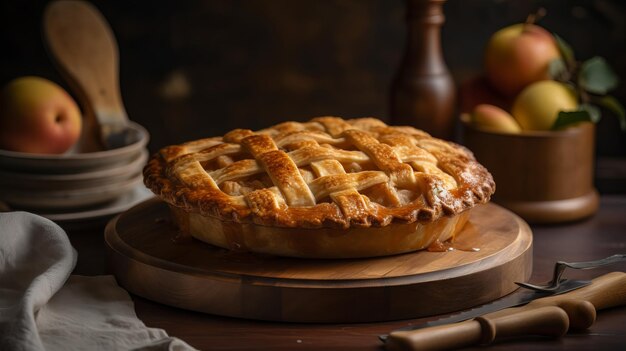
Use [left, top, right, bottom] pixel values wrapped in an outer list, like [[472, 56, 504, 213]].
[[144, 117, 495, 228]]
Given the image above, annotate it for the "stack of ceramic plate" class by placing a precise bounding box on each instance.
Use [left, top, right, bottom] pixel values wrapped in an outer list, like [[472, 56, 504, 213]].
[[0, 122, 154, 224]]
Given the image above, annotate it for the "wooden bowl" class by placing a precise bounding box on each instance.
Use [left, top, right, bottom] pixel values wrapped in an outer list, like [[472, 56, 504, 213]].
[[0, 121, 148, 173], [462, 123, 599, 223]]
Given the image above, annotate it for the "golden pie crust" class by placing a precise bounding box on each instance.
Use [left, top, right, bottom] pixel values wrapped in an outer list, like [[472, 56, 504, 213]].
[[144, 117, 495, 258]]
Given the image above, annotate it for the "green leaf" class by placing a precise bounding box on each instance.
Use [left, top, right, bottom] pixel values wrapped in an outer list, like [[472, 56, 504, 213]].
[[579, 56, 620, 94], [580, 103, 601, 123], [551, 110, 593, 130], [553, 33, 575, 68], [596, 95, 626, 131], [548, 58, 568, 81]]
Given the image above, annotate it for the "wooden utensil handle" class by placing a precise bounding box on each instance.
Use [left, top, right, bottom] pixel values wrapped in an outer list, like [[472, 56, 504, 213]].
[[527, 271, 626, 311], [386, 320, 481, 351], [387, 306, 572, 350], [386, 272, 626, 350]]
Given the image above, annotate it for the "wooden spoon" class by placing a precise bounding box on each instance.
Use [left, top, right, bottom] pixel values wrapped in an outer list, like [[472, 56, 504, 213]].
[[43, 0, 131, 151]]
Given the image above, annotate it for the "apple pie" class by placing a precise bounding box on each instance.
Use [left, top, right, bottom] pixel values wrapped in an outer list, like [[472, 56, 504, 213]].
[[144, 117, 495, 258]]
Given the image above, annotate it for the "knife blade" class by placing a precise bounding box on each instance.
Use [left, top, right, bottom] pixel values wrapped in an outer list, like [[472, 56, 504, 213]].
[[379, 278, 590, 342]]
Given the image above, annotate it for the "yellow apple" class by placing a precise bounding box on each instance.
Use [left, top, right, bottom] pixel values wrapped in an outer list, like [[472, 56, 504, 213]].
[[512, 80, 578, 131], [470, 104, 521, 133], [0, 76, 82, 154], [484, 23, 561, 97]]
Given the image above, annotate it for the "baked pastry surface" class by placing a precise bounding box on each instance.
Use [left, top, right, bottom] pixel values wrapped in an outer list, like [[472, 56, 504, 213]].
[[144, 117, 495, 257]]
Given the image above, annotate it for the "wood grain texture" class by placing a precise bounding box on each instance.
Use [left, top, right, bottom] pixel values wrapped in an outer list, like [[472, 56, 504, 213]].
[[105, 198, 532, 322], [463, 123, 598, 223], [43, 0, 128, 152], [67, 195, 626, 351]]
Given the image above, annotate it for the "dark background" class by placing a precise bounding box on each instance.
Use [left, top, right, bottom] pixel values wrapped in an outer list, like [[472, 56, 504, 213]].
[[1, 0, 625, 187]]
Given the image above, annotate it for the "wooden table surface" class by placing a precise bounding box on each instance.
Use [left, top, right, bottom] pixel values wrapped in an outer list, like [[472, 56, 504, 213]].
[[68, 195, 626, 350]]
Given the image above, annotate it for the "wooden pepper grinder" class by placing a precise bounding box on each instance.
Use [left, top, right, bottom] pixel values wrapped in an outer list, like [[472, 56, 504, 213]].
[[390, 0, 455, 140]]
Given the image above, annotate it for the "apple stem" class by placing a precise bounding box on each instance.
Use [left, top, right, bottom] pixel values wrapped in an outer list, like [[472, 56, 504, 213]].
[[525, 7, 547, 26], [579, 88, 590, 105]]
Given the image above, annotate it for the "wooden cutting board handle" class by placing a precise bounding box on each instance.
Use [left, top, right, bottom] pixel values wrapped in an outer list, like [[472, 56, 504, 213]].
[[387, 271, 626, 350]]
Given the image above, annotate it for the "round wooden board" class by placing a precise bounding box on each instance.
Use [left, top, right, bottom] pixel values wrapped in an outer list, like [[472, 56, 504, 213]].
[[105, 198, 532, 323]]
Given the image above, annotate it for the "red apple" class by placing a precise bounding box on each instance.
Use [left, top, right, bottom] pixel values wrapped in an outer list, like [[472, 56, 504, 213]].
[[0, 76, 82, 154], [484, 23, 561, 97]]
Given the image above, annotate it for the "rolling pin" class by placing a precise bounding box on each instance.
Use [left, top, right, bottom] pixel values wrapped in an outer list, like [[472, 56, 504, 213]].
[[386, 271, 626, 350]]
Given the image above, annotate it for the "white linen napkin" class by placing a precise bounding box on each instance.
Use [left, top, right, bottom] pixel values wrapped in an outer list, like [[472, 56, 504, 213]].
[[0, 212, 196, 351]]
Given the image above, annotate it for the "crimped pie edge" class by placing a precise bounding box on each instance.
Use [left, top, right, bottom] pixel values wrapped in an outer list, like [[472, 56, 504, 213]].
[[143, 117, 495, 229]]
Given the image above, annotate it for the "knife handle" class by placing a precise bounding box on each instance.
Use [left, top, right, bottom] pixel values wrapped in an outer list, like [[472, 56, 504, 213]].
[[385, 271, 626, 351], [526, 271, 626, 312], [477, 271, 626, 330], [386, 305, 574, 351]]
